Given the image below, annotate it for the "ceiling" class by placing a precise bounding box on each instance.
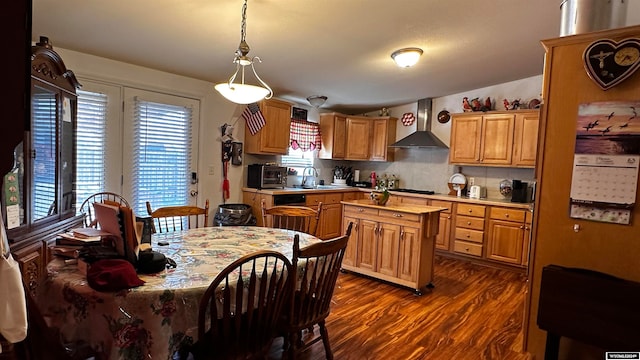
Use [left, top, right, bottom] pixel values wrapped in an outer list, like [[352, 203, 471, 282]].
[[32, 0, 640, 114]]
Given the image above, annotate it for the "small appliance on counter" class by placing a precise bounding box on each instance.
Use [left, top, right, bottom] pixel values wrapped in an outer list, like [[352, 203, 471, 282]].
[[511, 180, 531, 203], [468, 185, 486, 199], [352, 181, 372, 188], [247, 164, 287, 189]]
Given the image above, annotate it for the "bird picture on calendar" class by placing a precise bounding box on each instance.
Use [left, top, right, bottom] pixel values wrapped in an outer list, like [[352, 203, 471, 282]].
[[570, 101, 640, 225]]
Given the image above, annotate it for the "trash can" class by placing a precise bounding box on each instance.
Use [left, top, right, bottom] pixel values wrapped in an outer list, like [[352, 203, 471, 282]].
[[213, 204, 256, 226]]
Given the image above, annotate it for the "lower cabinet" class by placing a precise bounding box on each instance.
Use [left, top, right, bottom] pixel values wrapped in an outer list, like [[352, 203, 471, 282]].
[[431, 200, 452, 251], [341, 202, 440, 293], [307, 192, 343, 240], [453, 203, 486, 257], [486, 207, 529, 265]]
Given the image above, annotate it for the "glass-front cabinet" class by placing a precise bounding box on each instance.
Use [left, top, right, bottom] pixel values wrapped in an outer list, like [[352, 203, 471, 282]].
[[2, 36, 81, 296]]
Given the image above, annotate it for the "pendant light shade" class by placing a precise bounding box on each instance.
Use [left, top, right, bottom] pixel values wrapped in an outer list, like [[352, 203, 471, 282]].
[[391, 47, 423, 67], [215, 0, 273, 104], [307, 95, 327, 108]]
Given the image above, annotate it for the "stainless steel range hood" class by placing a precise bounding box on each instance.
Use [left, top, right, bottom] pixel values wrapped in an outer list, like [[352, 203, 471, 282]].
[[388, 98, 448, 148]]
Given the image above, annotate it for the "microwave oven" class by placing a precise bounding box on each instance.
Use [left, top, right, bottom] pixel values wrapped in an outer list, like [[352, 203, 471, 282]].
[[247, 164, 287, 189]]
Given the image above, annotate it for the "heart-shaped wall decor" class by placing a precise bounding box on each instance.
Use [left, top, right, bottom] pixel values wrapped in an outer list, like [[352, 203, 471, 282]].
[[583, 38, 640, 90]]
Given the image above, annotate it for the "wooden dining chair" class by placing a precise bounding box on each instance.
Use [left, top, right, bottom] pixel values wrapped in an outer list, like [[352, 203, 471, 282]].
[[183, 250, 293, 360], [261, 199, 322, 237], [280, 222, 353, 360], [146, 199, 210, 233], [79, 191, 130, 227]]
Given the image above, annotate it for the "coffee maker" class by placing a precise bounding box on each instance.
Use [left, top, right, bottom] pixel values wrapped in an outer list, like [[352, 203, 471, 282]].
[[511, 180, 529, 203]]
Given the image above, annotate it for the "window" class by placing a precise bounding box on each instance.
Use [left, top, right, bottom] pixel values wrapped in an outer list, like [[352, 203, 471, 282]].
[[281, 119, 320, 174]]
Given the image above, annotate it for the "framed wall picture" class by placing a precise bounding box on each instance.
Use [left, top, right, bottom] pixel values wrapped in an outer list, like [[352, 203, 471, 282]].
[[292, 107, 308, 121]]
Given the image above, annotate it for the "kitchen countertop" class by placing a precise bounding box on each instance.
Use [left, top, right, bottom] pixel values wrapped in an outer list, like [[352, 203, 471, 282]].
[[242, 187, 533, 210], [341, 199, 445, 214]]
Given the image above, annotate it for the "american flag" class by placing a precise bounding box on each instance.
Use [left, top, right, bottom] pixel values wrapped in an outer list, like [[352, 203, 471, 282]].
[[242, 103, 266, 135]]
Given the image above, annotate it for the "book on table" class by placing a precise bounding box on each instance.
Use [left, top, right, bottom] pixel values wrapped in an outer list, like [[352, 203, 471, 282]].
[[93, 201, 141, 265]]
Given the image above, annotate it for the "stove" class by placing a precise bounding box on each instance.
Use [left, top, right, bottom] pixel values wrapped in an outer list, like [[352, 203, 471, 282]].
[[392, 188, 435, 195]]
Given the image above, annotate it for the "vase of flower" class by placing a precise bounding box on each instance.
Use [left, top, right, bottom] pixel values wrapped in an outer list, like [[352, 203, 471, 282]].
[[369, 190, 389, 206]]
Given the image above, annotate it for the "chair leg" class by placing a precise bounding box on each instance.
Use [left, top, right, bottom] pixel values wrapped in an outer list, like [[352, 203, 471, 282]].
[[318, 320, 333, 360], [288, 331, 300, 360]]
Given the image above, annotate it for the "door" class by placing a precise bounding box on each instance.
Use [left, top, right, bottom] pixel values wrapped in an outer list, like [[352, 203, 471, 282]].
[[449, 114, 482, 163], [357, 219, 377, 271], [370, 118, 389, 161], [480, 114, 514, 165], [342, 216, 358, 267], [512, 111, 539, 167], [345, 117, 370, 160], [398, 226, 420, 282], [376, 222, 400, 277], [486, 219, 524, 264], [122, 88, 200, 214]]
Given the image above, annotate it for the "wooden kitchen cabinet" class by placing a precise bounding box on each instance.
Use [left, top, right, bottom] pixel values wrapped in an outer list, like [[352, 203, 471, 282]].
[[486, 207, 528, 265], [318, 113, 346, 159], [244, 98, 292, 155], [242, 190, 273, 227], [307, 192, 343, 240], [345, 117, 371, 160], [449, 110, 538, 167], [341, 200, 442, 293], [369, 117, 396, 162], [453, 203, 486, 257], [431, 200, 452, 251], [342, 215, 359, 267], [512, 111, 539, 167]]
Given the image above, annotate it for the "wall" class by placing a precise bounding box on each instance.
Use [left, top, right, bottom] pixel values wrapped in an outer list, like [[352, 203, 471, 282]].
[[315, 75, 542, 198]]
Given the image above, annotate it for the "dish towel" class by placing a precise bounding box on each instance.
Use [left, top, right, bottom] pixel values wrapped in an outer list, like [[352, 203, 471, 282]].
[[0, 213, 28, 352]]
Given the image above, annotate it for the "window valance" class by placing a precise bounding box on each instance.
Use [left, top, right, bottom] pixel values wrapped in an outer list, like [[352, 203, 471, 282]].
[[289, 119, 322, 151]]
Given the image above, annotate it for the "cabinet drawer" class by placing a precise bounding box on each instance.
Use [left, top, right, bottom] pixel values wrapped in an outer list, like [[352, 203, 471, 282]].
[[456, 203, 486, 217], [430, 200, 452, 213], [453, 241, 483, 257], [306, 194, 324, 207], [490, 207, 526, 222], [378, 209, 420, 222], [324, 193, 343, 204], [342, 192, 360, 201], [343, 205, 378, 217], [455, 215, 485, 230], [401, 196, 429, 206], [454, 227, 484, 243]]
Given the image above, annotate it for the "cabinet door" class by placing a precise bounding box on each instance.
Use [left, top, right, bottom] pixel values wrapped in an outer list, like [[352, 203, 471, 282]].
[[376, 222, 400, 277], [486, 219, 524, 264], [369, 117, 396, 162], [13, 240, 46, 298], [398, 226, 420, 282], [245, 98, 291, 154], [449, 114, 482, 164], [512, 111, 539, 167], [242, 191, 272, 227], [319, 203, 342, 240], [342, 216, 358, 267], [319, 114, 346, 159], [345, 117, 371, 160], [479, 114, 515, 165], [356, 219, 377, 271], [435, 213, 452, 250]]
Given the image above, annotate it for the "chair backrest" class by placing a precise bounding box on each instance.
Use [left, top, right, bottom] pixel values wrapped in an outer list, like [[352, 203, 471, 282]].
[[146, 199, 210, 233], [79, 192, 130, 227], [193, 250, 293, 359], [261, 199, 322, 236], [288, 221, 353, 331]]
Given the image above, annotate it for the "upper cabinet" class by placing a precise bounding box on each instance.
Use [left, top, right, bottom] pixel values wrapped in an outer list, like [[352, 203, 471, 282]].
[[320, 114, 396, 162], [449, 110, 539, 168], [5, 36, 82, 243], [244, 98, 292, 155]]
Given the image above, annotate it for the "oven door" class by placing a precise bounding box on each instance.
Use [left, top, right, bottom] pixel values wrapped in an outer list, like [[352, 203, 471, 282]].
[[273, 194, 306, 206]]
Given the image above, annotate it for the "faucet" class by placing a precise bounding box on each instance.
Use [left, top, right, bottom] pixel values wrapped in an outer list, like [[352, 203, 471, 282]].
[[301, 167, 318, 188]]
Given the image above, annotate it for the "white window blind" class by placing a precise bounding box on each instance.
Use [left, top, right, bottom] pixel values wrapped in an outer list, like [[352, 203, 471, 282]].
[[131, 98, 193, 215], [281, 148, 315, 173], [31, 92, 57, 219], [75, 89, 108, 212]]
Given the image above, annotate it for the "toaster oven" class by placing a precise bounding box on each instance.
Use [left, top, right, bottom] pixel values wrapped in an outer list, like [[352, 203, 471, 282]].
[[247, 164, 287, 189]]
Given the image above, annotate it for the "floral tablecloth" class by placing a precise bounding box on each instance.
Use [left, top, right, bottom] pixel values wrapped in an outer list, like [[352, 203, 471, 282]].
[[38, 226, 319, 360]]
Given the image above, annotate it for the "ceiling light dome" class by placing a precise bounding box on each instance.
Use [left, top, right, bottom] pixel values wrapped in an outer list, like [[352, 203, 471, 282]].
[[307, 95, 327, 108], [391, 47, 423, 67]]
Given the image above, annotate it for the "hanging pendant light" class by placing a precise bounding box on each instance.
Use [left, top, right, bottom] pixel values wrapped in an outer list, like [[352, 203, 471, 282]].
[[215, 0, 273, 104]]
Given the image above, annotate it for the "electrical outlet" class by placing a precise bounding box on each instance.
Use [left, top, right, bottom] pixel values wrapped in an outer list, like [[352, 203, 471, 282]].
[[469, 177, 475, 186], [208, 165, 215, 175]]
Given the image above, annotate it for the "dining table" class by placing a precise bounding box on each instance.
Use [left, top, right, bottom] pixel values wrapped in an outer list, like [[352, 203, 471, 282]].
[[37, 226, 321, 360]]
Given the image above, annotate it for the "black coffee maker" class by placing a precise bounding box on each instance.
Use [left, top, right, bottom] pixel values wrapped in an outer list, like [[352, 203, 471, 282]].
[[511, 180, 529, 203]]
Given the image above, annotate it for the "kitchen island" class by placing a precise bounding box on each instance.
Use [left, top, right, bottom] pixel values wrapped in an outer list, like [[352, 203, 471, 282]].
[[340, 199, 444, 294]]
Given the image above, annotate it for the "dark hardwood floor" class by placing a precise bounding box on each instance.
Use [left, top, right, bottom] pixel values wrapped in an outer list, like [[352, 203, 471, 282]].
[[271, 255, 530, 360]]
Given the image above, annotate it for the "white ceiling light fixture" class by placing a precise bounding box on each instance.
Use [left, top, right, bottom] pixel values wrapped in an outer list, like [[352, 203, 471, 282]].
[[307, 95, 328, 108], [214, 0, 273, 104], [391, 47, 423, 68]]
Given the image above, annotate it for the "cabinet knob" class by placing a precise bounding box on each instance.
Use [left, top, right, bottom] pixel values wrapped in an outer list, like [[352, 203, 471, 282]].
[[465, 247, 470, 251], [358, 208, 364, 212], [520, 225, 525, 229], [467, 221, 471, 225], [468, 209, 473, 213], [447, 216, 452, 219], [505, 213, 509, 218], [466, 233, 470, 238], [393, 213, 403, 218]]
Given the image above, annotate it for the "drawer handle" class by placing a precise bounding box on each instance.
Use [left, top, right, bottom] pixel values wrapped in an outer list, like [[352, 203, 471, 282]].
[[447, 216, 451, 219], [358, 208, 364, 212], [466, 234, 470, 238], [468, 209, 473, 213], [465, 247, 470, 251], [393, 213, 403, 218], [467, 221, 471, 225], [505, 213, 509, 218]]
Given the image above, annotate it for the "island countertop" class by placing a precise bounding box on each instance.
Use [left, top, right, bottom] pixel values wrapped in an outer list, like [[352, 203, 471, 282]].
[[341, 199, 446, 214]]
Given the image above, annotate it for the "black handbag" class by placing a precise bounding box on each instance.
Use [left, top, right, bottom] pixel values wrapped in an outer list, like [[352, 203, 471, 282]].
[[137, 250, 175, 274]]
